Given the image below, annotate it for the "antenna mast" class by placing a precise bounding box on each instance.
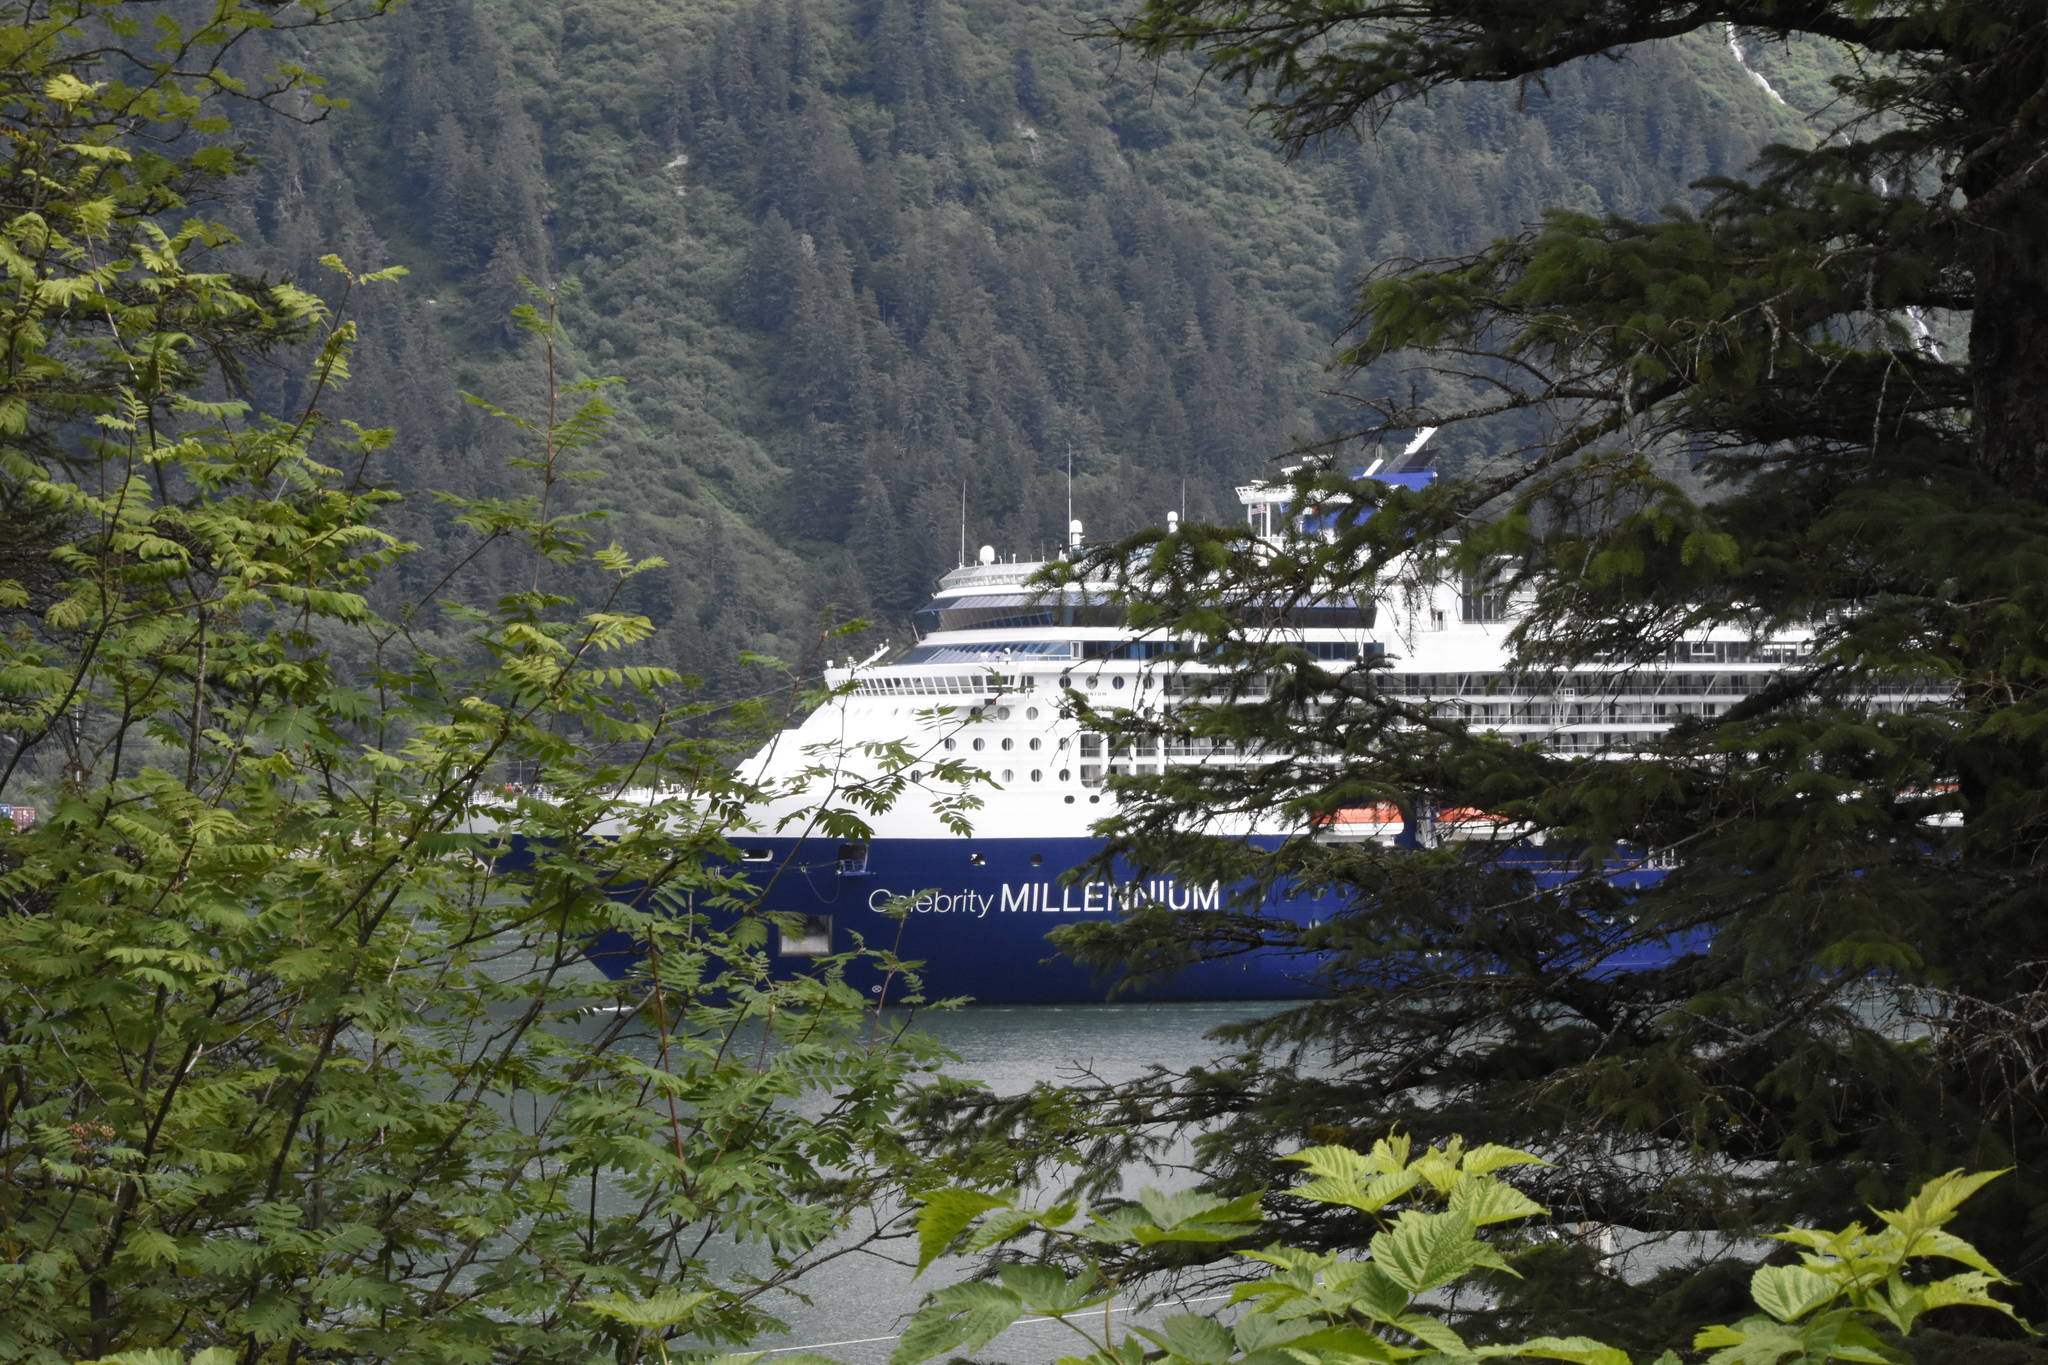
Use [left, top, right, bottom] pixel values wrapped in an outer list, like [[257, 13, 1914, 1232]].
[[959, 479, 968, 567]]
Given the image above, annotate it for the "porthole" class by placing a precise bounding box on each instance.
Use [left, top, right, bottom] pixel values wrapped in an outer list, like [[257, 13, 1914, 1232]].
[[943, 738, 956, 750], [1064, 795, 1076, 804], [1000, 738, 1014, 751], [997, 706, 1011, 719], [972, 738, 985, 751], [1088, 795, 1101, 804], [1028, 738, 1042, 751], [1111, 676, 1125, 690], [1001, 769, 1013, 781], [1058, 768, 1071, 781], [1031, 853, 1045, 867], [1030, 769, 1043, 782], [1026, 706, 1039, 720], [970, 852, 986, 866]]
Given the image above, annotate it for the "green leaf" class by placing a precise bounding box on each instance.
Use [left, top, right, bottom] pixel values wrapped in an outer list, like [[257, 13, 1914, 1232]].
[[1911, 1272, 2024, 1322], [1447, 1175, 1546, 1227], [1873, 1169, 2008, 1241], [1389, 1312, 1468, 1354], [1902, 1228, 2006, 1278], [577, 1290, 713, 1329], [1295, 1167, 1422, 1213], [1750, 1264, 1837, 1323], [1154, 1312, 1236, 1364], [116, 1227, 182, 1269], [912, 1188, 1012, 1274], [1129, 1186, 1265, 1242], [1370, 1209, 1490, 1295], [1461, 1143, 1550, 1177], [1344, 1261, 1413, 1323], [1283, 1325, 1413, 1361], [1474, 1336, 1631, 1364], [44, 72, 99, 104], [1232, 1312, 1321, 1354], [997, 1261, 1100, 1312], [890, 1283, 1024, 1365]]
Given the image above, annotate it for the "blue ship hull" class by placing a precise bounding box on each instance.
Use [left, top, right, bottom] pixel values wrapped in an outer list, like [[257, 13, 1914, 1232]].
[[580, 835, 1688, 1004]]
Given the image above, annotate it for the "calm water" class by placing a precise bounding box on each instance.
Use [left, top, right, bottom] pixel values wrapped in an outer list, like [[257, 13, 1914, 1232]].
[[740, 1001, 1283, 1363]]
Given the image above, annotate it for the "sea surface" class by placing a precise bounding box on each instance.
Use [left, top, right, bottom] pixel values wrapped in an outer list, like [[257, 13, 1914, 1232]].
[[736, 1000, 1284, 1365]]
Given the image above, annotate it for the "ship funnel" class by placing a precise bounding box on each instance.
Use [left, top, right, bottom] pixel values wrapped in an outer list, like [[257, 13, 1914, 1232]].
[[977, 544, 996, 566]]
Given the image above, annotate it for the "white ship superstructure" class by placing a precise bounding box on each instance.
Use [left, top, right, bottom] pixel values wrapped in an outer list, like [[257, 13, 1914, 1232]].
[[746, 466, 1873, 837]]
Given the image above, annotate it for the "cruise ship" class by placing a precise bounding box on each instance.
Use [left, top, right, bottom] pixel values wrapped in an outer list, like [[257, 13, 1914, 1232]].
[[582, 447, 1903, 1003]]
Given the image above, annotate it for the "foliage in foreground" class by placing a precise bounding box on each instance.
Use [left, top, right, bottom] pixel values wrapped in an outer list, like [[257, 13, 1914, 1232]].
[[0, 5, 957, 1361], [891, 1139, 2027, 1365], [898, 0, 2048, 1348]]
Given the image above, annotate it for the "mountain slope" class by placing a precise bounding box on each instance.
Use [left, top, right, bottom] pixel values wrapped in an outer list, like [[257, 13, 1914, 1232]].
[[218, 0, 1809, 680]]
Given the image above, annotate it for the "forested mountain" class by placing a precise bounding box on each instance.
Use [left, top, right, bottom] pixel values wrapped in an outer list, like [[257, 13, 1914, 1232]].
[[217, 0, 1812, 684]]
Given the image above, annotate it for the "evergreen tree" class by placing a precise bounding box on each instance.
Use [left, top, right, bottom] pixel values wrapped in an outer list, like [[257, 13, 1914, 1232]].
[[927, 0, 2048, 1352]]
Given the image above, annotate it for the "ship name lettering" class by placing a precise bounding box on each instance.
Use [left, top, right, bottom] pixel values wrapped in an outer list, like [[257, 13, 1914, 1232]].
[[865, 879, 1223, 918]]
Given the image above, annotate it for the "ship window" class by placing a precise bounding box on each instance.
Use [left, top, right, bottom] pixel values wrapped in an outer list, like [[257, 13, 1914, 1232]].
[[1026, 706, 1039, 719], [1064, 795, 1076, 804], [1461, 567, 1509, 623], [740, 848, 771, 862], [778, 914, 832, 956], [1028, 738, 1041, 750], [1058, 768, 1070, 781], [1000, 738, 1013, 750], [1030, 769, 1042, 782], [1111, 676, 1125, 689], [969, 852, 986, 866], [942, 738, 955, 750], [1031, 853, 1044, 867], [971, 738, 985, 751], [1001, 769, 1013, 781]]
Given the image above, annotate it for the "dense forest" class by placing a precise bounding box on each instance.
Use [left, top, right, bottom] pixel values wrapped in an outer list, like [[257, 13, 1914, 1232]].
[[214, 0, 1815, 685]]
